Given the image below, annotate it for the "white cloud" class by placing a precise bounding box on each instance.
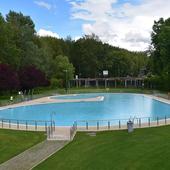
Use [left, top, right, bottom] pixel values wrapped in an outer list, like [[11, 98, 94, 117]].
[[68, 0, 170, 51], [34, 1, 52, 10], [74, 36, 81, 41], [37, 29, 60, 38]]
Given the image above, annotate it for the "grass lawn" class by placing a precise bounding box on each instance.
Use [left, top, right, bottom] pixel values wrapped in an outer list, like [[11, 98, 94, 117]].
[[0, 129, 45, 164], [67, 87, 153, 94], [34, 126, 170, 170]]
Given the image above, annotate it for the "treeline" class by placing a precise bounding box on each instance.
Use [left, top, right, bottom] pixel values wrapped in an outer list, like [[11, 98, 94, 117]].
[[0, 11, 148, 93], [147, 18, 170, 91]]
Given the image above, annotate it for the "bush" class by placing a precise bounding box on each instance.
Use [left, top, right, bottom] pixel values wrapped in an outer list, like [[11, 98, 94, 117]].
[[50, 78, 63, 88], [145, 74, 170, 91], [19, 65, 50, 90], [0, 64, 19, 91]]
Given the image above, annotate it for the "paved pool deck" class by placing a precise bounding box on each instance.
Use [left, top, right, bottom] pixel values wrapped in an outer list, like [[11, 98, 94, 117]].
[[0, 95, 104, 110]]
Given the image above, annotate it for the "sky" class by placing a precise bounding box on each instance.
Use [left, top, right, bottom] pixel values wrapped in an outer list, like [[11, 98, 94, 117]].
[[0, 0, 170, 51]]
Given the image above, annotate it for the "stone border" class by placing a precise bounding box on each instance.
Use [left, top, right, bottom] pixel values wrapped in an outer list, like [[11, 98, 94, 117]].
[[0, 94, 104, 111]]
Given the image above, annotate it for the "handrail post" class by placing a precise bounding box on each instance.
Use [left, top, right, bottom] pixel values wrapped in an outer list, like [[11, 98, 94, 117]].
[[53, 121, 55, 131], [45, 121, 47, 132], [35, 121, 37, 131], [139, 118, 141, 128], [108, 121, 110, 130], [2, 119, 3, 128], [165, 116, 167, 125], [9, 120, 11, 128], [74, 121, 77, 130], [97, 122, 99, 130], [119, 120, 121, 129], [86, 122, 88, 130], [17, 120, 19, 130], [157, 117, 159, 126], [26, 121, 28, 131], [148, 118, 150, 127]]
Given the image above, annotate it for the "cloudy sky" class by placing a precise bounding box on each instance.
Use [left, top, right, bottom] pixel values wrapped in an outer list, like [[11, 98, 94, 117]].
[[0, 0, 170, 51]]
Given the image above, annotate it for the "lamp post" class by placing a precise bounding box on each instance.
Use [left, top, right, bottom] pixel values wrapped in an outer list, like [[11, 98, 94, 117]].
[[63, 69, 68, 93]]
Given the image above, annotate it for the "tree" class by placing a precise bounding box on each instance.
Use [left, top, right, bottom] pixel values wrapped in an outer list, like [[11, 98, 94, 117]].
[[150, 18, 170, 90], [19, 66, 49, 90], [50, 55, 75, 80], [6, 11, 40, 69], [0, 64, 19, 91]]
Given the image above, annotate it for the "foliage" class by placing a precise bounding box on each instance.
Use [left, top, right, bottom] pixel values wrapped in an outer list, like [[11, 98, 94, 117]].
[[19, 66, 49, 90], [150, 18, 170, 91], [0, 10, 149, 92], [70, 36, 148, 78], [0, 63, 19, 91], [50, 78, 63, 88]]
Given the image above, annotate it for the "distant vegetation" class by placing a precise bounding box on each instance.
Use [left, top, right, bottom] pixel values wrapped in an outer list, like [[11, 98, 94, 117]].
[[147, 18, 170, 91], [0, 11, 169, 93]]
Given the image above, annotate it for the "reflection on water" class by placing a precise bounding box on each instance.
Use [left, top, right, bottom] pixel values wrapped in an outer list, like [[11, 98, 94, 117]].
[[0, 93, 170, 126]]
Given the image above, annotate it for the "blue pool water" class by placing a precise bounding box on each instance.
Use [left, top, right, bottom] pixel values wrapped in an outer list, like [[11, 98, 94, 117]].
[[0, 93, 170, 126]]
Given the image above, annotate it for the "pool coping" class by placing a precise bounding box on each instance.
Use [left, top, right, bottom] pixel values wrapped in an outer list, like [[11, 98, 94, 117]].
[[0, 94, 105, 111]]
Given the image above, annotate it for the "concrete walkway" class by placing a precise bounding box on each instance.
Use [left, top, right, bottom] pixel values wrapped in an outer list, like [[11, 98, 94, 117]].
[[0, 140, 68, 170]]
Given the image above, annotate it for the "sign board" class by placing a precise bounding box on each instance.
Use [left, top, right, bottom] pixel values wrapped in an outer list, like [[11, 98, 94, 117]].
[[75, 75, 78, 79], [103, 70, 108, 76]]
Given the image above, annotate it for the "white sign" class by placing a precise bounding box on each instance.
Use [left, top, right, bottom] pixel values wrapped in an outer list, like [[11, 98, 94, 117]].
[[75, 75, 78, 79], [103, 70, 108, 76]]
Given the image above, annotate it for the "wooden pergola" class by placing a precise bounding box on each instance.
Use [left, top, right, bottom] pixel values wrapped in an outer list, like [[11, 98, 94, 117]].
[[70, 77, 145, 88]]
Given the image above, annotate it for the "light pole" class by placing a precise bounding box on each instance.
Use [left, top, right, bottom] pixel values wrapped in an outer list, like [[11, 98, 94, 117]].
[[63, 69, 68, 93]]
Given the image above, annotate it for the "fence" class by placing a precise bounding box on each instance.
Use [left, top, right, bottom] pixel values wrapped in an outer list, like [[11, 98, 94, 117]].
[[0, 116, 170, 133], [0, 118, 54, 132], [70, 121, 77, 140], [75, 116, 170, 131]]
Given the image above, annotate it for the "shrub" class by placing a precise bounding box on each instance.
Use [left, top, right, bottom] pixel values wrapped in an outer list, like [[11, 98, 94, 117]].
[[0, 64, 19, 91], [19, 65, 50, 90], [50, 78, 63, 88]]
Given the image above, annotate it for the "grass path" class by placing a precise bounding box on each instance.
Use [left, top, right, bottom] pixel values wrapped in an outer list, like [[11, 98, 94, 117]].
[[34, 126, 170, 170], [0, 140, 68, 170], [0, 129, 45, 164]]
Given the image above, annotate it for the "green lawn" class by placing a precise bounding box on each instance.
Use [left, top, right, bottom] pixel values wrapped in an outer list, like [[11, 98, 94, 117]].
[[67, 87, 153, 94], [35, 126, 170, 170], [0, 129, 45, 164]]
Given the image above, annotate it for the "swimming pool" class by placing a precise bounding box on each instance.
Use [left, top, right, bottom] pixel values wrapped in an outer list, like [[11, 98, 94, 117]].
[[0, 93, 170, 126]]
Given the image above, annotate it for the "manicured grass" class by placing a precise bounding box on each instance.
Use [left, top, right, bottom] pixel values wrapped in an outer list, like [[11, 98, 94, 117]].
[[67, 87, 153, 94], [0, 129, 45, 164], [35, 126, 170, 170]]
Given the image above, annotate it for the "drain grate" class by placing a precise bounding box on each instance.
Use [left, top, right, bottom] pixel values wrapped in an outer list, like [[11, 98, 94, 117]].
[[87, 132, 96, 137]]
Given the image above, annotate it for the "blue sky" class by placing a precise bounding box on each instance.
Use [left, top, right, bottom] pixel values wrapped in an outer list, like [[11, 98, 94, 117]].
[[0, 0, 84, 38], [0, 0, 169, 51]]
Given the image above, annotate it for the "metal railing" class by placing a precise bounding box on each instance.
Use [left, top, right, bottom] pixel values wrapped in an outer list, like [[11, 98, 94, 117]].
[[75, 115, 170, 131], [70, 121, 77, 140], [0, 115, 170, 133], [0, 118, 54, 132]]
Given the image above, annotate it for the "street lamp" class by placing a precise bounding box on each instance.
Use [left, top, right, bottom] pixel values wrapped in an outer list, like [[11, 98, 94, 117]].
[[63, 69, 68, 93]]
